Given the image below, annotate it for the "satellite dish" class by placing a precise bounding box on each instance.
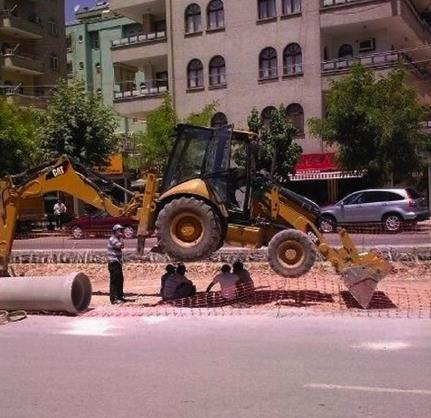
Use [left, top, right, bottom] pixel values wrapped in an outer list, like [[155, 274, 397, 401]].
[[74, 4, 81, 13]]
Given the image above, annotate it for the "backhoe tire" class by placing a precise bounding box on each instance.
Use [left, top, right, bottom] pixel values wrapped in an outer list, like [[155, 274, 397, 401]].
[[156, 197, 222, 261], [268, 229, 316, 277]]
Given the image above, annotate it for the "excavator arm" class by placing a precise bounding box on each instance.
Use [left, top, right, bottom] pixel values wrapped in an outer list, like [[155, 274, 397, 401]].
[[0, 156, 158, 275]]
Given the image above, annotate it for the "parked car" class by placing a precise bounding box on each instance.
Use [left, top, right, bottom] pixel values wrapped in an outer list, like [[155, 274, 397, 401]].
[[65, 212, 138, 239], [320, 188, 429, 233]]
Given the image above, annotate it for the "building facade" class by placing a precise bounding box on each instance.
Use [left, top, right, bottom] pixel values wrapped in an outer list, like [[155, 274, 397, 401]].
[[66, 1, 145, 133], [0, 0, 66, 108], [109, 0, 431, 203]]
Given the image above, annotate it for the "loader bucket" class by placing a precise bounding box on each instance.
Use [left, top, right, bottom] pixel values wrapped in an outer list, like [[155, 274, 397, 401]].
[[341, 266, 385, 309]]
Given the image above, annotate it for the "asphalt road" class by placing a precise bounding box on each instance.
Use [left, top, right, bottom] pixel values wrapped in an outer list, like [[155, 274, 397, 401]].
[[1, 315, 430, 418], [12, 228, 431, 252]]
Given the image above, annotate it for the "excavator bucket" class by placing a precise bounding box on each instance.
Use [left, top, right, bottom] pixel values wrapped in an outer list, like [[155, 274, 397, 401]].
[[341, 265, 386, 309]]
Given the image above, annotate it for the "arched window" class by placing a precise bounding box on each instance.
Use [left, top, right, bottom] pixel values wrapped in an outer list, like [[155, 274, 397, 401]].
[[259, 47, 278, 80], [286, 103, 304, 134], [261, 106, 276, 126], [49, 53, 58, 72], [211, 112, 228, 127], [209, 55, 226, 86], [338, 44, 353, 58], [207, 0, 224, 30], [258, 0, 276, 19], [185, 4, 202, 33], [282, 0, 301, 15], [283, 43, 302, 75], [187, 59, 204, 88]]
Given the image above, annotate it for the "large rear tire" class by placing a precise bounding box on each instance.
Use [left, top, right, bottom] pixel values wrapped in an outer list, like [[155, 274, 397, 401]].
[[268, 229, 316, 277], [156, 197, 222, 261]]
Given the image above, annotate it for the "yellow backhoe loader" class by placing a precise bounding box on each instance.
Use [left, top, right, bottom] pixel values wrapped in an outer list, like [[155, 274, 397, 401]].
[[0, 124, 391, 308]]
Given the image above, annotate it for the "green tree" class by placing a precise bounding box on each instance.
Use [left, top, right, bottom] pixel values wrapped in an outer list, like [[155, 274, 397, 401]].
[[247, 105, 302, 182], [0, 98, 42, 176], [40, 79, 119, 167], [308, 63, 430, 185], [129, 94, 217, 175]]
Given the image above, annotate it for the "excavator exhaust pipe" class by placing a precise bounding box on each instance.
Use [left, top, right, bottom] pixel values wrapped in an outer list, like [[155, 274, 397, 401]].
[[0, 272, 92, 315]]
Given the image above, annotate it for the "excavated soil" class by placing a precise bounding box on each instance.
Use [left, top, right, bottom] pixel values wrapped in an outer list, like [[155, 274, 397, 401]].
[[10, 261, 431, 315]]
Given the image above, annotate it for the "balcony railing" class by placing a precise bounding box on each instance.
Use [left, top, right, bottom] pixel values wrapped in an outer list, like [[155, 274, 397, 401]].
[[283, 63, 303, 76], [1, 47, 44, 74], [0, 8, 44, 38], [114, 84, 168, 101], [259, 67, 278, 80], [112, 31, 167, 48], [0, 84, 51, 108]]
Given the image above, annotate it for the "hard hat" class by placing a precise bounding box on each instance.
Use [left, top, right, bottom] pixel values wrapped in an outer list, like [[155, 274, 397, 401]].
[[112, 224, 124, 232]]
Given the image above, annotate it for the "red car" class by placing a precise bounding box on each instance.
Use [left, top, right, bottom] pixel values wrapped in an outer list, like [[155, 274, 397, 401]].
[[65, 212, 138, 239]]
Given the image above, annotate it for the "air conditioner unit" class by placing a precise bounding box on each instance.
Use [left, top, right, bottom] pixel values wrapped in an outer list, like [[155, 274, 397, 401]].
[[359, 38, 376, 53]]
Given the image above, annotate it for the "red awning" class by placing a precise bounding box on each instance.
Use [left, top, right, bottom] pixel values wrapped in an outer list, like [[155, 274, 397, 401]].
[[295, 153, 336, 172]]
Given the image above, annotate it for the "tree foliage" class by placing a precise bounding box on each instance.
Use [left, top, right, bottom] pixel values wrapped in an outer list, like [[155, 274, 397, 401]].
[[247, 105, 302, 182], [0, 98, 42, 176], [308, 63, 430, 185], [129, 94, 217, 175], [40, 79, 119, 167]]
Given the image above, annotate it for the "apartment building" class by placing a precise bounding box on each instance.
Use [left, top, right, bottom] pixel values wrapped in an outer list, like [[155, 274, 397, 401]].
[[109, 0, 431, 201], [66, 1, 145, 133], [0, 0, 66, 108]]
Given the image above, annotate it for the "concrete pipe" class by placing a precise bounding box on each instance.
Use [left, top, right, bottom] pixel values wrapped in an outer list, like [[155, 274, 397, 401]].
[[0, 272, 92, 315]]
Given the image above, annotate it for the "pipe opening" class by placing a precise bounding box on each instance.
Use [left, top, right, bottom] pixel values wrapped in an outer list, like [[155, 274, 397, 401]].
[[71, 274, 92, 312]]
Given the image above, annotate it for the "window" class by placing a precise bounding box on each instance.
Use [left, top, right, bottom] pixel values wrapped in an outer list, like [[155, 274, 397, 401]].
[[156, 71, 169, 88], [187, 59, 204, 88], [261, 106, 276, 126], [338, 44, 353, 59], [283, 43, 302, 75], [286, 103, 304, 133], [154, 20, 167, 33], [211, 112, 228, 127], [66, 36, 72, 51], [258, 0, 276, 19], [185, 4, 202, 33], [343, 192, 362, 205], [259, 47, 278, 79], [207, 0, 224, 30], [282, 0, 301, 14], [48, 19, 58, 35], [67, 61, 73, 75], [90, 32, 100, 49], [209, 55, 226, 86], [79, 61, 84, 70], [49, 53, 58, 72]]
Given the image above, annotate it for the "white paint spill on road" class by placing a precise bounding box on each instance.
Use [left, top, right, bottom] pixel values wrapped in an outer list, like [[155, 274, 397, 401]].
[[305, 383, 431, 395], [142, 317, 168, 325], [352, 341, 410, 351], [63, 319, 115, 336]]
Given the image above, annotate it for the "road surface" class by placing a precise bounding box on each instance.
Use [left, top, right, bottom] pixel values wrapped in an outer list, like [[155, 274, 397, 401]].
[[12, 228, 431, 252], [1, 315, 431, 418]]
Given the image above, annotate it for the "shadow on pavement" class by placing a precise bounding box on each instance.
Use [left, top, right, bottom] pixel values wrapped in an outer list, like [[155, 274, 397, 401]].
[[341, 291, 397, 310]]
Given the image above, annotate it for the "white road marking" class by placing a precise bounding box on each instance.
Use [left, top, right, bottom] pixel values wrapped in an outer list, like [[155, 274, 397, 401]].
[[142, 317, 168, 325], [305, 384, 431, 395], [63, 319, 115, 336], [352, 341, 410, 351]]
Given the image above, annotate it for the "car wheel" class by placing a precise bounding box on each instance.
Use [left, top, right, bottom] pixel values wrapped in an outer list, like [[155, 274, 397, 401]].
[[383, 214, 402, 233], [123, 226, 135, 239], [319, 215, 336, 233], [72, 226, 83, 239]]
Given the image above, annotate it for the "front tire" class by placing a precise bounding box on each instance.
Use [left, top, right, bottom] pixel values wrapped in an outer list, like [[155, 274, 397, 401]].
[[268, 229, 316, 277], [319, 215, 337, 233], [156, 197, 222, 261]]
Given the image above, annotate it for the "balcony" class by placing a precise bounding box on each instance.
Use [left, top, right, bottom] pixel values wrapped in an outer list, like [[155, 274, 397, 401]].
[[111, 31, 168, 66], [0, 85, 50, 109], [1, 48, 44, 75], [109, 0, 166, 22], [113, 84, 168, 118], [0, 9, 43, 40]]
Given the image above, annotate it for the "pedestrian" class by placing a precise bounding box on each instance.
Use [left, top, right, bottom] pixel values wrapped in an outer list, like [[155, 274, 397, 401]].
[[107, 224, 126, 304], [160, 264, 175, 297], [233, 260, 254, 295], [163, 264, 196, 300], [206, 264, 239, 301], [53, 200, 67, 230]]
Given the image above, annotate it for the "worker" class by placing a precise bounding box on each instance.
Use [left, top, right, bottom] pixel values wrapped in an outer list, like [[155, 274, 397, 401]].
[[163, 264, 196, 300], [233, 261, 254, 295], [160, 264, 175, 297], [206, 264, 239, 301], [53, 199, 67, 230], [107, 224, 126, 304]]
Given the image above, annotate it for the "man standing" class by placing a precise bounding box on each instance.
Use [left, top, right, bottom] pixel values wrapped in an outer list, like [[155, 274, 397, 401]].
[[108, 224, 125, 304], [53, 200, 67, 230]]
